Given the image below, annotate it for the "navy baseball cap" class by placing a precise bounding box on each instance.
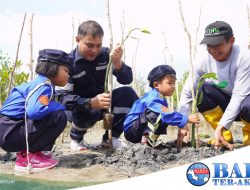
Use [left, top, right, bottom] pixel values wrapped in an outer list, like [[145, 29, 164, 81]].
[[38, 49, 73, 67], [200, 21, 233, 45], [147, 65, 176, 88]]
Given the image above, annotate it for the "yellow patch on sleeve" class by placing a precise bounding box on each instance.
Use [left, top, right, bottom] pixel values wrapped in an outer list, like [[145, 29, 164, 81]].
[[161, 106, 169, 112], [38, 95, 49, 106]]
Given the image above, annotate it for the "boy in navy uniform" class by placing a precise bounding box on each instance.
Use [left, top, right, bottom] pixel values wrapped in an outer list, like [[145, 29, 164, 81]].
[[0, 49, 72, 173], [123, 65, 200, 148], [56, 20, 138, 150]]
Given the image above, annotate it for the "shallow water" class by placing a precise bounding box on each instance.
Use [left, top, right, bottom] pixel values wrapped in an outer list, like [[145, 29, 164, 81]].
[[0, 174, 97, 190]]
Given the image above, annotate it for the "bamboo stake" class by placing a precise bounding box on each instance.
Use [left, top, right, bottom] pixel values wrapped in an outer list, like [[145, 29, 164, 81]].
[[28, 13, 34, 80], [72, 16, 75, 51], [7, 13, 27, 95], [193, 5, 202, 61], [120, 11, 126, 62], [131, 39, 139, 94], [247, 5, 250, 49], [178, 0, 197, 148], [161, 31, 176, 111], [105, 0, 114, 149]]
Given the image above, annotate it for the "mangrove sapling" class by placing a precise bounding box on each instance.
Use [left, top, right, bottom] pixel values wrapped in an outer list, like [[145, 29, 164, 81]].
[[102, 28, 151, 148], [191, 72, 219, 148]]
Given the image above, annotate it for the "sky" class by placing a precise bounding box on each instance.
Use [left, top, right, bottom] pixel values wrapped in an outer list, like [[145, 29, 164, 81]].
[[0, 0, 250, 80]]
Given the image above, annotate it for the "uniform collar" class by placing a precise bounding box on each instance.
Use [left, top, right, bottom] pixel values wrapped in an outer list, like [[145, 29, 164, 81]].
[[74, 46, 85, 63], [150, 89, 167, 103], [37, 75, 53, 86]]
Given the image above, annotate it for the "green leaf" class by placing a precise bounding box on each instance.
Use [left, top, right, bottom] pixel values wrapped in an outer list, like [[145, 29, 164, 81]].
[[213, 81, 228, 89], [198, 134, 210, 138], [140, 29, 151, 34], [197, 92, 203, 106], [200, 72, 218, 80]]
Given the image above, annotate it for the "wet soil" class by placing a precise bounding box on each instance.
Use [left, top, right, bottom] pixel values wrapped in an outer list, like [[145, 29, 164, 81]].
[[0, 120, 245, 184]]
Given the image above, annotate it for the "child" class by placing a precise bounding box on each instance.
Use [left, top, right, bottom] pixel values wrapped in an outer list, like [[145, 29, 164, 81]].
[[0, 49, 72, 173], [123, 65, 200, 148]]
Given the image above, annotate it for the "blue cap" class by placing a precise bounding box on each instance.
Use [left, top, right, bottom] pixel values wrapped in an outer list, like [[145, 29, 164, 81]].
[[147, 65, 176, 88], [38, 49, 73, 67]]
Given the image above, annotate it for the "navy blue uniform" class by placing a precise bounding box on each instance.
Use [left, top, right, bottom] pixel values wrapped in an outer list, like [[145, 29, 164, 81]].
[[0, 75, 67, 152], [56, 47, 138, 142]]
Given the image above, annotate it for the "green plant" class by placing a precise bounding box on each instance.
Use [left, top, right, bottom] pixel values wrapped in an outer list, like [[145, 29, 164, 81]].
[[191, 72, 219, 147], [0, 50, 29, 106]]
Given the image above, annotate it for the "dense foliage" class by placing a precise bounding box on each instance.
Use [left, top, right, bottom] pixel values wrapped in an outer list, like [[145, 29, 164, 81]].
[[0, 50, 29, 106]]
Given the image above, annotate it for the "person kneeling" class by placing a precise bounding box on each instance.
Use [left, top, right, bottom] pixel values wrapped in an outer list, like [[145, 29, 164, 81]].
[[0, 49, 72, 173], [123, 65, 200, 148]]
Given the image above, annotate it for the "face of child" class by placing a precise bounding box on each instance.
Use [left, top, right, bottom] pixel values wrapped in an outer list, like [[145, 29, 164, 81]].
[[154, 75, 176, 96], [76, 34, 103, 61], [51, 65, 69, 86]]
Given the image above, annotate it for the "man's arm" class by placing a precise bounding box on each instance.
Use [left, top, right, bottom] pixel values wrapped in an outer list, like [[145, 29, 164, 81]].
[[219, 55, 250, 129], [109, 44, 133, 85], [55, 78, 90, 112], [113, 63, 133, 84]]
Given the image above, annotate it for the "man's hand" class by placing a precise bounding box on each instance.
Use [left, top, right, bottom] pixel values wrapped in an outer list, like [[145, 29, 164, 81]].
[[110, 43, 123, 70], [90, 93, 111, 109], [177, 124, 190, 148], [188, 113, 200, 124], [214, 125, 234, 150]]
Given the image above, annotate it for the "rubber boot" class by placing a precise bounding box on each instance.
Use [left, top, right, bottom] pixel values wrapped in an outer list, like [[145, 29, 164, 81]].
[[241, 120, 250, 146], [202, 106, 233, 145]]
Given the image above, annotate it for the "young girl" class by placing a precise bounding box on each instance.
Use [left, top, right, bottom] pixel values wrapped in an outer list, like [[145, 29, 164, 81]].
[[123, 65, 200, 148], [0, 49, 72, 173]]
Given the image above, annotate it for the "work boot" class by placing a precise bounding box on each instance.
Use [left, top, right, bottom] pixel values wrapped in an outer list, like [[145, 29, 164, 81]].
[[241, 119, 250, 146], [202, 106, 233, 145]]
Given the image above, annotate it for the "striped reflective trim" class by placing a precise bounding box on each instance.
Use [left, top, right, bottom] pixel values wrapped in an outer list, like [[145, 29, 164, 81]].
[[72, 71, 86, 79], [98, 61, 107, 65], [112, 107, 130, 114], [72, 123, 89, 131], [55, 83, 74, 91], [96, 65, 107, 70]]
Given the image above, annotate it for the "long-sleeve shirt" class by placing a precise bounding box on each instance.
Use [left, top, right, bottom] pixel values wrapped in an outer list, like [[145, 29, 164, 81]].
[[0, 75, 64, 120], [178, 45, 250, 129], [56, 46, 133, 111], [124, 88, 188, 131]]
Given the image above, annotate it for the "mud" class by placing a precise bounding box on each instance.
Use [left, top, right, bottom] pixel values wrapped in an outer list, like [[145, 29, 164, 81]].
[[92, 142, 223, 175], [0, 121, 245, 183]]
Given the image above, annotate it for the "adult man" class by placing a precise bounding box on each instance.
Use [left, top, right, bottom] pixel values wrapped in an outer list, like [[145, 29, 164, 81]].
[[178, 21, 250, 149], [57, 20, 138, 150]]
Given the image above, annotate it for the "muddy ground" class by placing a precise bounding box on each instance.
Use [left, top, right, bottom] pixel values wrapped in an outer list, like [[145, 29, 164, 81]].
[[0, 119, 245, 184]]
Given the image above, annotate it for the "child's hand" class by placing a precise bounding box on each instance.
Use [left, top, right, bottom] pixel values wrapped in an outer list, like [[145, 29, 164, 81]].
[[188, 113, 200, 124], [177, 125, 190, 148]]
